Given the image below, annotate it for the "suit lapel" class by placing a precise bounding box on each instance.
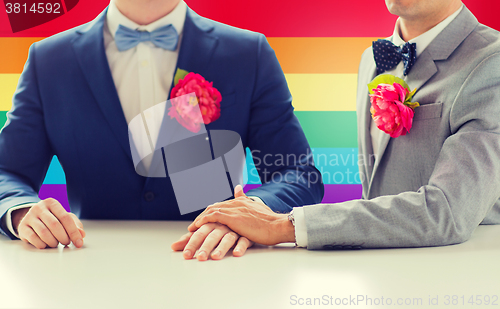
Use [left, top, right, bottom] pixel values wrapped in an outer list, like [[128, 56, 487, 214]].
[[72, 8, 132, 162], [145, 8, 218, 181], [359, 63, 377, 196], [407, 6, 477, 94], [367, 45, 438, 192], [169, 8, 218, 99], [367, 7, 478, 196], [405, 50, 438, 95]]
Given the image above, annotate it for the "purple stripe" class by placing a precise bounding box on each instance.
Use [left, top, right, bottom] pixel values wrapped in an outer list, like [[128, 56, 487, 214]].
[[39, 184, 70, 212], [321, 184, 362, 203], [39, 184, 363, 214], [244, 184, 362, 204]]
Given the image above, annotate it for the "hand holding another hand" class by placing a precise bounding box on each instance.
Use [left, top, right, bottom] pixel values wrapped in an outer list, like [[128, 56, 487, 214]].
[[188, 185, 295, 246], [14, 198, 85, 249], [171, 223, 253, 261], [171, 186, 257, 260]]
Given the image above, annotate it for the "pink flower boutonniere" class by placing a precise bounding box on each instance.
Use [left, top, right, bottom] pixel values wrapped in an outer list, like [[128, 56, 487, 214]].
[[168, 69, 222, 133], [368, 74, 420, 138]]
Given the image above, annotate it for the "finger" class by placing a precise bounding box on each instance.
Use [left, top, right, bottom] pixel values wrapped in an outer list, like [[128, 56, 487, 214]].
[[197, 226, 230, 261], [187, 203, 219, 232], [48, 205, 83, 248], [189, 198, 245, 231], [234, 184, 246, 198], [19, 225, 47, 249], [69, 213, 86, 238], [183, 224, 216, 259], [39, 211, 70, 246], [233, 237, 253, 257], [195, 209, 232, 228], [188, 203, 225, 232], [30, 219, 59, 248], [187, 221, 198, 233], [193, 206, 225, 228], [171, 232, 193, 251], [211, 231, 239, 260]]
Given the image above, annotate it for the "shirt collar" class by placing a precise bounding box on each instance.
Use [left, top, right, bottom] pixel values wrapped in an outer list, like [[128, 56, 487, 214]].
[[392, 4, 463, 57], [107, 0, 187, 39]]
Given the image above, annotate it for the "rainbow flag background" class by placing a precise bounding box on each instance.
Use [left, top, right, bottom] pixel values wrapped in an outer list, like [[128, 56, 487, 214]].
[[1, 0, 499, 210]]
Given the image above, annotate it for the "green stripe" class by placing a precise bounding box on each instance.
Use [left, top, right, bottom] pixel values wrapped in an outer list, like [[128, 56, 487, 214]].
[[0, 110, 358, 148], [294, 111, 358, 148], [0, 111, 6, 130]]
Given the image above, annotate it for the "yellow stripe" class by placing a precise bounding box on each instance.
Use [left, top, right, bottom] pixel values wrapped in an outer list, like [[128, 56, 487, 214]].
[[286, 74, 357, 111], [0, 74, 20, 111], [1, 73, 357, 112]]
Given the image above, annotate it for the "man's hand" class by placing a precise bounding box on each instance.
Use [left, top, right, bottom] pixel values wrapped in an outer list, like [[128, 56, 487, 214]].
[[187, 185, 295, 246], [171, 223, 253, 261], [172, 187, 254, 260], [15, 198, 85, 249]]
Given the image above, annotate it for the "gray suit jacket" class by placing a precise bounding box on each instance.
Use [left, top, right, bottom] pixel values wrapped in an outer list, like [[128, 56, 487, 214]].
[[303, 7, 500, 249]]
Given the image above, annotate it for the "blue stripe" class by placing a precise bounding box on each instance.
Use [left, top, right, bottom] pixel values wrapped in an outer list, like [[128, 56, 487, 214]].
[[42, 148, 362, 185], [244, 147, 361, 185]]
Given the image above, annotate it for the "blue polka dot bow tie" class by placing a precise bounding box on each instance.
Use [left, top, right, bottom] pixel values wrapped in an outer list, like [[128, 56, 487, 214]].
[[115, 24, 179, 52], [372, 39, 417, 76]]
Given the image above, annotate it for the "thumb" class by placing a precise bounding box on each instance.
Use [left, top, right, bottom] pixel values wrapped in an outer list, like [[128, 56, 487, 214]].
[[234, 184, 246, 198]]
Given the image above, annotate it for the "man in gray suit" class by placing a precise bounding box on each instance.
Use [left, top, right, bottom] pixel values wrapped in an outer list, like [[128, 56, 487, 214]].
[[173, 0, 500, 254]]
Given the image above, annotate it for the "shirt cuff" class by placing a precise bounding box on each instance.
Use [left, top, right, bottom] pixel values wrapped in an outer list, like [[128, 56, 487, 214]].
[[293, 207, 308, 247], [6, 203, 35, 239]]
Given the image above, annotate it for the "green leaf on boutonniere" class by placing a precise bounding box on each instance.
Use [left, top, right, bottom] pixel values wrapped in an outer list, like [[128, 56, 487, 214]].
[[406, 101, 420, 109], [368, 74, 410, 94], [405, 87, 417, 102], [405, 88, 419, 109], [173, 68, 190, 86]]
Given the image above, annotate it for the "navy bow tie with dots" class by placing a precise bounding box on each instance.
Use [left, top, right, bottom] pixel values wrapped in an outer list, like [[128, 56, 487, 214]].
[[372, 39, 417, 76]]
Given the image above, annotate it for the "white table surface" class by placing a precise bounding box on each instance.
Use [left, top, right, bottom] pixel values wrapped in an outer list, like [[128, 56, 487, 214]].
[[0, 221, 499, 309]]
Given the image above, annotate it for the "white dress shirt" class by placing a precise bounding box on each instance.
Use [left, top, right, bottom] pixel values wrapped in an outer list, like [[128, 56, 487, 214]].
[[293, 5, 463, 248], [105, 0, 186, 126]]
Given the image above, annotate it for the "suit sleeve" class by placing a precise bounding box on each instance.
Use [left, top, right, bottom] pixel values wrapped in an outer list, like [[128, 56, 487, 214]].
[[302, 52, 500, 249], [244, 34, 324, 213], [0, 44, 53, 239]]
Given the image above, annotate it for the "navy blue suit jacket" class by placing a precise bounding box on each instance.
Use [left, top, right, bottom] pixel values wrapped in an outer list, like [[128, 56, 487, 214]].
[[0, 8, 323, 239]]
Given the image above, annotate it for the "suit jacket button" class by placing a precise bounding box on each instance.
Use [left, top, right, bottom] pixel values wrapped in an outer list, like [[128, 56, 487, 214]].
[[332, 245, 343, 250], [144, 192, 155, 202]]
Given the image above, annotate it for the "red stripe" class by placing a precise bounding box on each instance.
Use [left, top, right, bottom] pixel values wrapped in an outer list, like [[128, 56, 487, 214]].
[[1, 0, 498, 37], [187, 0, 397, 37]]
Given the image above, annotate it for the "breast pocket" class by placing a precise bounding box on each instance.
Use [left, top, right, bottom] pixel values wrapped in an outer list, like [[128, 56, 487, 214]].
[[413, 102, 443, 121]]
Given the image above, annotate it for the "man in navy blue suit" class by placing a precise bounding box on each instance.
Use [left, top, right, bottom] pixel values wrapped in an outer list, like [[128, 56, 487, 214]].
[[0, 0, 323, 258]]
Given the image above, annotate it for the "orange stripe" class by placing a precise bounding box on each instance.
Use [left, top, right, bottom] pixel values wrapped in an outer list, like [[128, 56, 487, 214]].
[[0, 38, 44, 74], [268, 37, 378, 74], [1, 37, 378, 74]]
